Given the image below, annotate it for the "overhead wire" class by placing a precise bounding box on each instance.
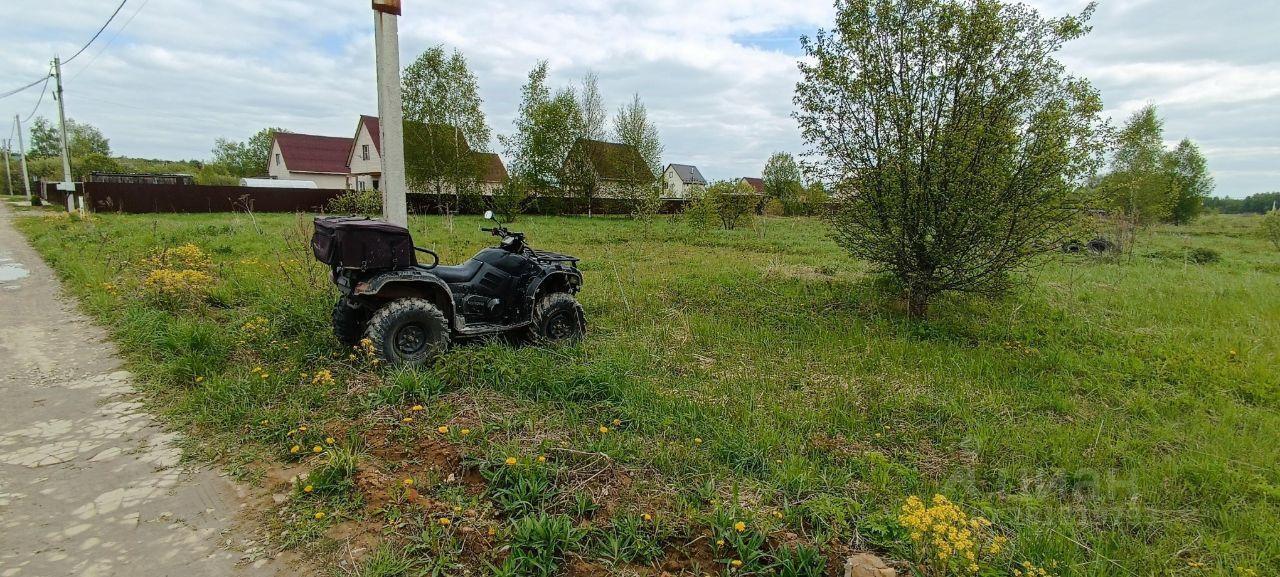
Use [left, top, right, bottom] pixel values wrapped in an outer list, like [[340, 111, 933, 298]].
[[62, 0, 129, 64], [70, 0, 149, 82], [21, 71, 53, 123]]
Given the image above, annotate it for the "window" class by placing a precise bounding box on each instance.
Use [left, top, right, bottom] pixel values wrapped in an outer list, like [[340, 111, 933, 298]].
[[362, 145, 369, 161], [372, 178, 380, 191], [275, 153, 281, 166], [357, 180, 365, 191]]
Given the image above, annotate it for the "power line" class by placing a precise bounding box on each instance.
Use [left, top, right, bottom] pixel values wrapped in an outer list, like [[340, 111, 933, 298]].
[[63, 0, 129, 64], [70, 0, 150, 82], [22, 71, 53, 123], [0, 76, 49, 101]]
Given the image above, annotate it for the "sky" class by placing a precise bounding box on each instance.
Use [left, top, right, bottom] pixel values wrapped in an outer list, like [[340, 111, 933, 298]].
[[1, 0, 1276, 197]]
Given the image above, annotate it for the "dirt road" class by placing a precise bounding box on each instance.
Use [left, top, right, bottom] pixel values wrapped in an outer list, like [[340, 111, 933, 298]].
[[0, 202, 283, 577]]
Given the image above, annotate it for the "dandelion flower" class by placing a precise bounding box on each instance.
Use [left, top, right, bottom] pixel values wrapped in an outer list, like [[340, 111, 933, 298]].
[[411, 405, 424, 411], [537, 455, 546, 463], [438, 517, 451, 526], [403, 478, 414, 486], [303, 485, 313, 493], [325, 437, 335, 445], [290, 445, 301, 454], [260, 373, 269, 379], [505, 457, 518, 466], [402, 417, 414, 423], [260, 419, 269, 425], [195, 376, 205, 383], [731, 560, 742, 567], [314, 511, 325, 520], [460, 428, 470, 436], [299, 426, 308, 431], [716, 539, 724, 547], [734, 521, 746, 532], [774, 511, 783, 518], [437, 425, 449, 433], [694, 437, 703, 444], [598, 425, 609, 434], [312, 446, 323, 453], [612, 419, 621, 426], [642, 513, 652, 521]]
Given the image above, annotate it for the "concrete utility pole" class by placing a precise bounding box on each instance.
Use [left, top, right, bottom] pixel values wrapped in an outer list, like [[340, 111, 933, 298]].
[[2, 139, 11, 197], [53, 56, 78, 213], [15, 116, 32, 202], [372, 0, 408, 227]]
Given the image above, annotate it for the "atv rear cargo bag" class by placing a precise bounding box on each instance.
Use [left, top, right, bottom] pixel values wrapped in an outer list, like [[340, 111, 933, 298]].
[[312, 216, 416, 270]]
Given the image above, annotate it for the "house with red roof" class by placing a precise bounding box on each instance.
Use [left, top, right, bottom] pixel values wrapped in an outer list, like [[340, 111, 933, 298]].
[[267, 132, 352, 189], [737, 177, 766, 195], [346, 114, 507, 195]]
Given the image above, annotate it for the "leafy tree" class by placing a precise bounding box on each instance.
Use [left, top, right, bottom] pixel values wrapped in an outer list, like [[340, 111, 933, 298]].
[[762, 152, 804, 213], [1166, 138, 1213, 224], [696, 179, 757, 230], [501, 61, 583, 207], [27, 117, 110, 160], [795, 0, 1107, 317], [27, 117, 60, 158], [612, 93, 663, 218], [1097, 106, 1175, 227], [799, 180, 830, 216], [211, 127, 287, 178], [72, 153, 122, 180], [1205, 192, 1279, 214], [402, 46, 491, 151], [578, 71, 607, 142], [401, 46, 492, 209]]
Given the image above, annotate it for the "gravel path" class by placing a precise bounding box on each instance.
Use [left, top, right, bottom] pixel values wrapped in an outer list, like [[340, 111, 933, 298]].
[[0, 202, 286, 577]]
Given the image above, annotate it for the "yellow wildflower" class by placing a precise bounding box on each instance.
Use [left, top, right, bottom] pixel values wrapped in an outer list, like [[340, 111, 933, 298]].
[[734, 521, 746, 532], [303, 485, 313, 493], [314, 511, 325, 520], [505, 457, 518, 466]]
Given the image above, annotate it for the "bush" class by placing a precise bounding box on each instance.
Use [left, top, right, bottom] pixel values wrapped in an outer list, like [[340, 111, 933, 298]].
[[1188, 247, 1220, 264], [1263, 209, 1280, 251], [327, 189, 383, 216], [707, 180, 758, 230]]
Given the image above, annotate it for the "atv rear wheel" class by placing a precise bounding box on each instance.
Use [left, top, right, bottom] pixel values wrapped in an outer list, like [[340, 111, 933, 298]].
[[527, 292, 586, 343], [363, 298, 450, 366], [332, 297, 367, 348]]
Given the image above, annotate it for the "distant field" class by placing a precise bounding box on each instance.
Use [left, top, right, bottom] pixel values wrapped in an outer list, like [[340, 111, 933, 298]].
[[16, 211, 1279, 576]]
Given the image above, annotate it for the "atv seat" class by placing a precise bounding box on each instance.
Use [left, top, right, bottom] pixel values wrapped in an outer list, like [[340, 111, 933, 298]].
[[430, 259, 483, 283]]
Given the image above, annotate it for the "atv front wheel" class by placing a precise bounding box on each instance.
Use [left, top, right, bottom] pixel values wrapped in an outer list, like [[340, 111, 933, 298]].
[[527, 292, 586, 343], [332, 297, 367, 348], [363, 298, 450, 366]]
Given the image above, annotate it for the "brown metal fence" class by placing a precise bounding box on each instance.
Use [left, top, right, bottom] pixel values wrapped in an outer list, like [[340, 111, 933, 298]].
[[40, 181, 689, 215], [43, 182, 344, 213]]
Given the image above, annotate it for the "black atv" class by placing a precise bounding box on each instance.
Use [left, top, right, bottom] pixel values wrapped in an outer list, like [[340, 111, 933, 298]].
[[311, 211, 585, 365]]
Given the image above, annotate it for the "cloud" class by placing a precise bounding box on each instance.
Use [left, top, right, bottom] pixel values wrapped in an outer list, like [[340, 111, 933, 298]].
[[0, 0, 1275, 195]]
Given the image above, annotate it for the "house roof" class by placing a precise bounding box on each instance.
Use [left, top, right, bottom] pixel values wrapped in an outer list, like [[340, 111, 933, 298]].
[[567, 139, 654, 183], [666, 164, 706, 185], [473, 152, 507, 183], [739, 177, 765, 194], [274, 132, 353, 174]]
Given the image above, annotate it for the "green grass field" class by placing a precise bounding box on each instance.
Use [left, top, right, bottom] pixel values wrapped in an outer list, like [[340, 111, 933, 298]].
[[15, 210, 1279, 576]]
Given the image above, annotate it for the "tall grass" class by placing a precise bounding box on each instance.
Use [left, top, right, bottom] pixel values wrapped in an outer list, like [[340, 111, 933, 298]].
[[15, 211, 1279, 575]]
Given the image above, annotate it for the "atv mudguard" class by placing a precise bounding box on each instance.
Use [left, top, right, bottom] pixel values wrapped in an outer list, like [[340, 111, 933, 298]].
[[351, 268, 458, 328], [525, 269, 582, 305]]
